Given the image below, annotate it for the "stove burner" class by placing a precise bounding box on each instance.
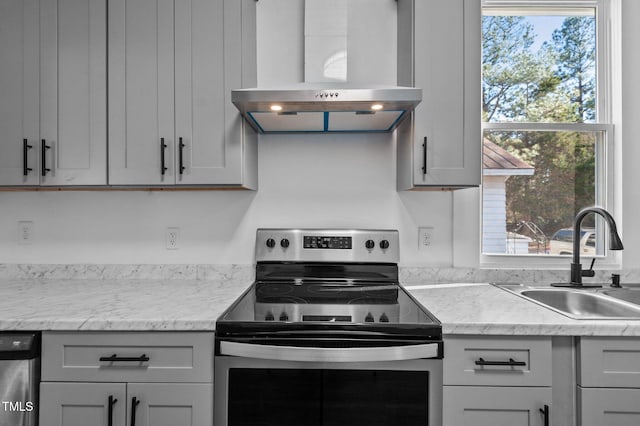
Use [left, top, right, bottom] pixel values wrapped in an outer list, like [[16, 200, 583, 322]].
[[306, 283, 348, 295], [256, 283, 294, 297], [257, 296, 308, 304], [347, 297, 400, 305]]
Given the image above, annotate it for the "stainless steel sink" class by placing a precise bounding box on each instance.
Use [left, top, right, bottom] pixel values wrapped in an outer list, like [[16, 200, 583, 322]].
[[601, 287, 640, 306], [496, 285, 640, 319]]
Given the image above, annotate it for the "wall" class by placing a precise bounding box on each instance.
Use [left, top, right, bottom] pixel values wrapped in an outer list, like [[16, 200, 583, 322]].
[[0, 0, 454, 267], [1, 0, 637, 271], [620, 0, 640, 267]]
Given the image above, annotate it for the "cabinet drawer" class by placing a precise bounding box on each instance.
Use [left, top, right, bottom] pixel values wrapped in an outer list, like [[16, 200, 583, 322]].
[[42, 332, 213, 383], [579, 387, 640, 426], [578, 337, 640, 388], [444, 386, 552, 426], [444, 335, 552, 386]]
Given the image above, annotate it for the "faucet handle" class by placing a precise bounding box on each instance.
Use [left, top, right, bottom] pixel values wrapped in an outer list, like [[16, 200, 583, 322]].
[[611, 273, 621, 288], [582, 258, 596, 278]]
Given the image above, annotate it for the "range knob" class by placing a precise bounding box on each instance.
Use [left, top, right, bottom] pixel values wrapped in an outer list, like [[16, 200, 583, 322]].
[[266, 238, 276, 248], [379, 313, 389, 323], [265, 311, 274, 321], [364, 313, 374, 323], [379, 240, 390, 250], [365, 240, 375, 250], [280, 238, 290, 248], [279, 312, 289, 321]]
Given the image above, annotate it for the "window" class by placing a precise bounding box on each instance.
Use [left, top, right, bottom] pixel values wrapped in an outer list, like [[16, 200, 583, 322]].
[[480, 1, 613, 261]]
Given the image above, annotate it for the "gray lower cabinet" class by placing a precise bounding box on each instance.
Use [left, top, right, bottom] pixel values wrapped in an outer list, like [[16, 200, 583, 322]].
[[40, 382, 126, 426], [578, 337, 640, 426], [39, 332, 214, 426], [444, 386, 552, 426], [40, 382, 212, 426], [443, 335, 552, 426], [396, 0, 481, 189], [580, 388, 640, 426], [0, 0, 107, 186], [108, 0, 257, 188]]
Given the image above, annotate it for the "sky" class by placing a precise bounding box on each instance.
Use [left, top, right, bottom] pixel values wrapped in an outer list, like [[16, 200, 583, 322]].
[[527, 16, 567, 52]]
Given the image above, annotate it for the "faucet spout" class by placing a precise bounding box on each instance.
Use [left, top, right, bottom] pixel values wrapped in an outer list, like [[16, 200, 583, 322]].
[[570, 207, 623, 285]]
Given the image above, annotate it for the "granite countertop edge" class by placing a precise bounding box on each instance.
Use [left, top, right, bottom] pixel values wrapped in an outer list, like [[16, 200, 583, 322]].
[[2, 279, 640, 336]]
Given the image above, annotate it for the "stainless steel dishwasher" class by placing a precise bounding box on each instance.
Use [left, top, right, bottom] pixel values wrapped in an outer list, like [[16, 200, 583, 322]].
[[0, 332, 40, 426]]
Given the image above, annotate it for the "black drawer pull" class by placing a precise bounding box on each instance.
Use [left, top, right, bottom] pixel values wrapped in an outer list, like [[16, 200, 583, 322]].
[[178, 137, 186, 175], [99, 354, 150, 362], [41, 139, 51, 176], [540, 404, 549, 426], [108, 395, 118, 426], [23, 139, 33, 176], [160, 138, 168, 175], [475, 357, 526, 367], [130, 396, 140, 426], [422, 136, 427, 175]]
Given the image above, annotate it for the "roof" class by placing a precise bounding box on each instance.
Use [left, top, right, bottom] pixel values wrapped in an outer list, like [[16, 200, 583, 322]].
[[483, 138, 535, 176]]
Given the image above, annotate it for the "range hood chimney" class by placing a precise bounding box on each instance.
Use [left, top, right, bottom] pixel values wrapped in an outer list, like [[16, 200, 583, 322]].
[[232, 84, 422, 134]]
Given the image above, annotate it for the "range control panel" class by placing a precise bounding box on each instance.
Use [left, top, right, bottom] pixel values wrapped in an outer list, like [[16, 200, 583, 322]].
[[255, 229, 399, 263], [255, 303, 400, 324]]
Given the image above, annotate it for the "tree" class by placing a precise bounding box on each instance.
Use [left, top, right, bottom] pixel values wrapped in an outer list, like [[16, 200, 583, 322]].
[[482, 17, 563, 123], [550, 17, 596, 122], [482, 15, 597, 243]]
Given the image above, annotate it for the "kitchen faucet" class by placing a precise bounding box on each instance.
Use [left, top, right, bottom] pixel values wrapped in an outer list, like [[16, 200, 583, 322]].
[[551, 207, 623, 288]]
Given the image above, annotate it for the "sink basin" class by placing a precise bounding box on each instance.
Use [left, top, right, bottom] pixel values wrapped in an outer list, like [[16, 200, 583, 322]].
[[495, 284, 640, 319], [520, 289, 640, 319], [601, 288, 640, 306]]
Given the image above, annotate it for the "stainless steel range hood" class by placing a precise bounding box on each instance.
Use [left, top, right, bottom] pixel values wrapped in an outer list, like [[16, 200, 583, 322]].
[[232, 84, 421, 134]]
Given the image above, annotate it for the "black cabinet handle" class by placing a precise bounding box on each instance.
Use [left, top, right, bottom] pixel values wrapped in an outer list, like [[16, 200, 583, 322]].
[[130, 396, 140, 426], [160, 138, 168, 175], [474, 357, 526, 367], [178, 137, 186, 175], [23, 139, 33, 176], [108, 395, 118, 426], [41, 139, 51, 176], [539, 404, 549, 426], [421, 136, 427, 175], [99, 354, 150, 362]]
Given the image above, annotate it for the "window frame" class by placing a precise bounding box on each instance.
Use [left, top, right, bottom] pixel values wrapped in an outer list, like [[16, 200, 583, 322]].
[[479, 0, 619, 269]]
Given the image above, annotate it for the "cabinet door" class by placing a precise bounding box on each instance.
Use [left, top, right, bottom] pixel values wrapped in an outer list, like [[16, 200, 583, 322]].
[[39, 0, 107, 186], [108, 0, 175, 185], [580, 387, 640, 426], [40, 382, 126, 426], [127, 383, 213, 426], [0, 0, 40, 185], [397, 0, 481, 189], [174, 0, 257, 186], [443, 386, 551, 426]]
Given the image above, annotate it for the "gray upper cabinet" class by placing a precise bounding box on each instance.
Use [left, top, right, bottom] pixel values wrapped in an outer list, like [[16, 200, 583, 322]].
[[108, 0, 257, 188], [397, 0, 481, 190], [0, 0, 107, 186]]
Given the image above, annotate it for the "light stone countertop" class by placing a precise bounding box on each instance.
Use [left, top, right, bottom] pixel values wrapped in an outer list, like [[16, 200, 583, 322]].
[[406, 283, 640, 336], [0, 279, 249, 331], [2, 279, 640, 335]]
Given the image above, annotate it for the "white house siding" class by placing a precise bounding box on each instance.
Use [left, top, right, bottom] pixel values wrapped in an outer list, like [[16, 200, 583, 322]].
[[483, 176, 508, 254]]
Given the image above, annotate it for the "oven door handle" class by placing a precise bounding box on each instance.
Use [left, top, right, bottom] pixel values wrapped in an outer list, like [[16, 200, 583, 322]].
[[219, 341, 440, 362]]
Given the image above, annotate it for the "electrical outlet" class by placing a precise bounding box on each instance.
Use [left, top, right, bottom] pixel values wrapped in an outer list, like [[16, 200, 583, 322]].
[[166, 227, 180, 250], [18, 221, 34, 245], [418, 227, 434, 251]]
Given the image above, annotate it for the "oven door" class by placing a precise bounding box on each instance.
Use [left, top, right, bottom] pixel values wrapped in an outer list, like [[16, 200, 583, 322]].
[[214, 341, 443, 426]]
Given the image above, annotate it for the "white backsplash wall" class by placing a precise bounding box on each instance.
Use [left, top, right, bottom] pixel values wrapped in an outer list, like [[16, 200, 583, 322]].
[[0, 0, 457, 266], [0, 134, 454, 265]]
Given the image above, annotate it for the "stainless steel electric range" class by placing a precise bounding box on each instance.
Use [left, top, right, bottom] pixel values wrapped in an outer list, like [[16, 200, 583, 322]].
[[214, 229, 443, 426]]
